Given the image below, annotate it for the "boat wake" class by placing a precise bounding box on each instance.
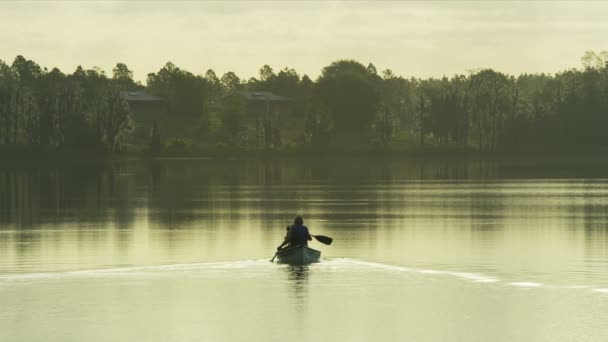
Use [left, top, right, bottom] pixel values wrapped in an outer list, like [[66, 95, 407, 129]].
[[317, 258, 608, 296], [1, 258, 607, 296], [0, 260, 274, 283], [318, 258, 499, 283]]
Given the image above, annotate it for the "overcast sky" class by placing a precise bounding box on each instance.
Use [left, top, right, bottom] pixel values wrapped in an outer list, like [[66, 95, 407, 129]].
[[1, 1, 607, 82]]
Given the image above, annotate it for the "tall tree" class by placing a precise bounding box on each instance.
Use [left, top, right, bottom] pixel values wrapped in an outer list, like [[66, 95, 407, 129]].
[[221, 71, 241, 92], [112, 63, 137, 90], [316, 60, 381, 145]]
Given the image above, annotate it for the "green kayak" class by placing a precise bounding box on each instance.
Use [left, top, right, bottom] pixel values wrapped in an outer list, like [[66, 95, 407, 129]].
[[275, 245, 321, 265]]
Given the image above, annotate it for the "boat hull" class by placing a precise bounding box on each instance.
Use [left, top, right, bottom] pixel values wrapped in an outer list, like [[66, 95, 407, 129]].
[[275, 245, 321, 265]]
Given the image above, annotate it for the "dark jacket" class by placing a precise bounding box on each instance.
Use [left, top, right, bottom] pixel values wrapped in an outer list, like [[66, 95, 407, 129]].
[[286, 224, 312, 246]]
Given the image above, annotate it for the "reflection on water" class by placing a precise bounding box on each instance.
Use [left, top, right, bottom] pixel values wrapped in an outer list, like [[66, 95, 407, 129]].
[[285, 265, 309, 305], [287, 265, 309, 284], [2, 158, 608, 342], [1, 159, 608, 278], [0, 158, 599, 226]]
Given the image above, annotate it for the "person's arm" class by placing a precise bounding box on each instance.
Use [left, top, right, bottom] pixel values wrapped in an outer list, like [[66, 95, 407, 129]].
[[277, 240, 288, 250], [277, 226, 293, 250], [306, 226, 312, 241]]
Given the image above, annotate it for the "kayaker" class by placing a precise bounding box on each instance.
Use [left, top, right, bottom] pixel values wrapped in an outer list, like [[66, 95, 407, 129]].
[[276, 215, 312, 250]]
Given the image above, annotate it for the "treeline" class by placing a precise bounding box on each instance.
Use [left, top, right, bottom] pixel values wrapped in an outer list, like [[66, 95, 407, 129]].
[[1, 51, 608, 155], [0, 57, 138, 152]]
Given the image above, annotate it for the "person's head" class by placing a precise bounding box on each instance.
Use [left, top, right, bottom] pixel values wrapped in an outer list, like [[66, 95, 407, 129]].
[[294, 215, 304, 225]]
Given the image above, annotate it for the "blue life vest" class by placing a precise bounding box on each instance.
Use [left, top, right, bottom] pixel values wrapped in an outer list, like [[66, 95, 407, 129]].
[[288, 224, 310, 246]]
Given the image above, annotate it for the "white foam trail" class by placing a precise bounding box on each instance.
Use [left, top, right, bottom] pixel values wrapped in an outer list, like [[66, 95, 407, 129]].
[[509, 282, 544, 288], [0, 258, 605, 297], [0, 260, 272, 282], [562, 285, 591, 289], [326, 261, 605, 291], [444, 271, 499, 283], [320, 258, 499, 284]]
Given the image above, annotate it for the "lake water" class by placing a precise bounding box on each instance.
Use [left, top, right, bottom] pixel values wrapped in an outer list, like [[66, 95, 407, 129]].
[[1, 158, 608, 342]]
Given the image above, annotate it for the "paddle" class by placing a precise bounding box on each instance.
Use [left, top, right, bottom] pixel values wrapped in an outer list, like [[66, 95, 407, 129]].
[[269, 251, 279, 262], [311, 235, 333, 245]]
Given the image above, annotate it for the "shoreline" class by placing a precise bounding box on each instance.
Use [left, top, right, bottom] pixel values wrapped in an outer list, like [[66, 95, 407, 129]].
[[1, 145, 607, 163]]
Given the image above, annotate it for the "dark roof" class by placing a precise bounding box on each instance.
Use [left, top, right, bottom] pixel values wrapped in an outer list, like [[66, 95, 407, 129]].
[[120, 90, 165, 102], [238, 91, 291, 102]]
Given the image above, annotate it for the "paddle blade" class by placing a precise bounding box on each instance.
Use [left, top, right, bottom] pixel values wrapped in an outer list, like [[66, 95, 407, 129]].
[[313, 235, 333, 245]]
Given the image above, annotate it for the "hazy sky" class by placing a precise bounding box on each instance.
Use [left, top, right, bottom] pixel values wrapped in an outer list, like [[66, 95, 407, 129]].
[[1, 1, 607, 82]]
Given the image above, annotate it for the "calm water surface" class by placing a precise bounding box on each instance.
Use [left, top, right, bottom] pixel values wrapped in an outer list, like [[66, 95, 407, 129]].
[[1, 158, 608, 342]]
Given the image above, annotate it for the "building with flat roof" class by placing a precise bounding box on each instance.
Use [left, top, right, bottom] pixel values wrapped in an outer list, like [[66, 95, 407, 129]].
[[120, 90, 168, 143], [237, 91, 292, 148]]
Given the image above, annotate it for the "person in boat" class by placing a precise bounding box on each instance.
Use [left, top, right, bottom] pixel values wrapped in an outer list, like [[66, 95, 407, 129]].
[[276, 215, 312, 250]]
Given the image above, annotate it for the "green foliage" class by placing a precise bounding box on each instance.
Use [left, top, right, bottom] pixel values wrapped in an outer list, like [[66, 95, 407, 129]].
[[147, 62, 206, 118], [581, 50, 608, 70], [220, 72, 241, 92], [0, 56, 133, 152], [375, 105, 394, 147], [316, 60, 381, 144], [148, 121, 162, 153], [3, 50, 608, 156], [304, 101, 332, 148], [259, 65, 274, 82], [100, 90, 132, 151], [164, 138, 190, 153], [220, 92, 246, 143], [11, 55, 42, 86], [112, 63, 137, 90]]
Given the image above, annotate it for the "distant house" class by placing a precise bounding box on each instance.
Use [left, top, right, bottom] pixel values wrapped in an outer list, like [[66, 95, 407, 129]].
[[238, 91, 290, 102], [238, 91, 292, 117], [120, 90, 167, 116], [120, 90, 168, 142], [237, 91, 292, 147]]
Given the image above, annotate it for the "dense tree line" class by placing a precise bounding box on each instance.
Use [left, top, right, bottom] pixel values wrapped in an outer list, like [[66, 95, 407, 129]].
[[1, 51, 608, 155], [0, 56, 137, 152]]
